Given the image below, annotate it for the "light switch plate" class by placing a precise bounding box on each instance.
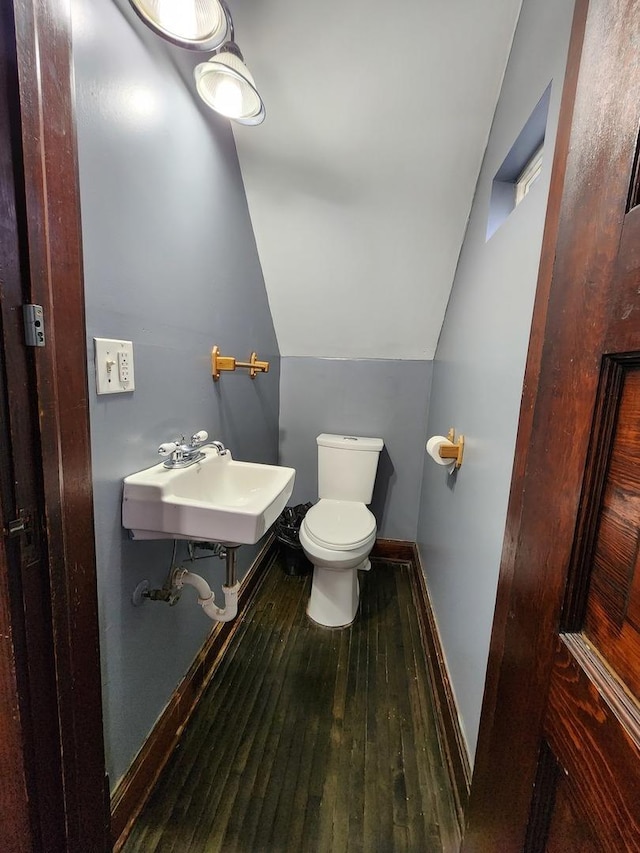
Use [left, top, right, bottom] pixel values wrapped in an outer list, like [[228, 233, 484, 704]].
[[94, 338, 135, 395]]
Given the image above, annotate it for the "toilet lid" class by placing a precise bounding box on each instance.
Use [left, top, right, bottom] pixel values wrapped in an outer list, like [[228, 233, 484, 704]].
[[303, 500, 376, 550]]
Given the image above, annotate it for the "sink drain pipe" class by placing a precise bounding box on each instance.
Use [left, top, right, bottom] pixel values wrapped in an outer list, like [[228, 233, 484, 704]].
[[173, 545, 240, 623]]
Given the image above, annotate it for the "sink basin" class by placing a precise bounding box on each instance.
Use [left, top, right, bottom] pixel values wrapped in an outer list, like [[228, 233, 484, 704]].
[[122, 448, 295, 545]]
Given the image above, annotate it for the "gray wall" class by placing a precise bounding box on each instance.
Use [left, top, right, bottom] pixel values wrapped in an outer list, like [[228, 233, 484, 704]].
[[279, 358, 432, 541], [72, 0, 279, 788], [417, 0, 575, 765]]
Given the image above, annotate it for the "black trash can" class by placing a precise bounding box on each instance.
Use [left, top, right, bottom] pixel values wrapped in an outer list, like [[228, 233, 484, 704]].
[[274, 503, 313, 575]]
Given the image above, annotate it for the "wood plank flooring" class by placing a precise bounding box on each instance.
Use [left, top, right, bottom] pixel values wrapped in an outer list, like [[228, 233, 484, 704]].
[[122, 556, 459, 853]]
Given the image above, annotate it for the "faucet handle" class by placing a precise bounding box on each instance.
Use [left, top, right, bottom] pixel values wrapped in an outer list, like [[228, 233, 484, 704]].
[[190, 430, 208, 445], [158, 442, 179, 457]]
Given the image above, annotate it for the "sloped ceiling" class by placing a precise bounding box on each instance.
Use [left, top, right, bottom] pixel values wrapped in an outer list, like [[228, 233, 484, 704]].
[[230, 0, 523, 359]]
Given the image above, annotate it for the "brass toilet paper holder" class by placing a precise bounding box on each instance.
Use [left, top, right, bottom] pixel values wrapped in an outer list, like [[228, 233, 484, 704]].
[[439, 428, 465, 469]]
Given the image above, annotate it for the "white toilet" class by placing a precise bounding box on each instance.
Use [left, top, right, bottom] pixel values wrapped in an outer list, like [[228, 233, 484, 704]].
[[299, 433, 384, 628]]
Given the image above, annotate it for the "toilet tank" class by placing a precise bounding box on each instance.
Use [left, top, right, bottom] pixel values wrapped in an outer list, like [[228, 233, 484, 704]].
[[317, 434, 384, 504]]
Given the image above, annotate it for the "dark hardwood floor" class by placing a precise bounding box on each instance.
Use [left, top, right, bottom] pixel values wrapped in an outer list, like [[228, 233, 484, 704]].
[[122, 555, 458, 852]]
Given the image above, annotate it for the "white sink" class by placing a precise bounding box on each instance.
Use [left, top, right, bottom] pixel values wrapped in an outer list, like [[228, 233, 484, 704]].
[[122, 447, 295, 545]]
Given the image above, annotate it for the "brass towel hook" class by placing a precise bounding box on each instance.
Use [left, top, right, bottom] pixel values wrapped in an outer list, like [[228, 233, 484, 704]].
[[211, 345, 270, 381], [438, 428, 465, 469]]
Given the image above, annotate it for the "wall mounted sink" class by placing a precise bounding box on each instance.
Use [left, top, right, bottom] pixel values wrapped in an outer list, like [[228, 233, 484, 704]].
[[122, 448, 295, 545]]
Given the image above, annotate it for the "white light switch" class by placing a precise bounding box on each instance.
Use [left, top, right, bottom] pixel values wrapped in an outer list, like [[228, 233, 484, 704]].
[[94, 338, 135, 395]]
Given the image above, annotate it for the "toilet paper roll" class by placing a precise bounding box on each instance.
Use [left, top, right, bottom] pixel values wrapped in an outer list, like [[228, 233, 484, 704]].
[[426, 435, 456, 469]]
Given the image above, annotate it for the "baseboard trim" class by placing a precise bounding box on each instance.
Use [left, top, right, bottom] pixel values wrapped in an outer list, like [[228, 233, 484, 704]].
[[371, 537, 417, 562], [406, 542, 471, 829], [110, 535, 277, 852]]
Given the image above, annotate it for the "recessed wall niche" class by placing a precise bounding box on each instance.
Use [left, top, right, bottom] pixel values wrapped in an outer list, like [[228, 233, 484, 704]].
[[486, 83, 552, 240]]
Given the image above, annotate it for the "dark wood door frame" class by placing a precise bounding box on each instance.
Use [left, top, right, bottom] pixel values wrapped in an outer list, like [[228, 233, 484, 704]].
[[0, 0, 109, 850], [0, 5, 41, 849], [0, 2, 68, 849]]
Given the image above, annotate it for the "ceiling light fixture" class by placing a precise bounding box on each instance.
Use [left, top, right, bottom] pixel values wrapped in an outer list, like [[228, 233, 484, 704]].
[[194, 41, 265, 125], [193, 13, 265, 125], [128, 0, 265, 126], [128, 0, 230, 52]]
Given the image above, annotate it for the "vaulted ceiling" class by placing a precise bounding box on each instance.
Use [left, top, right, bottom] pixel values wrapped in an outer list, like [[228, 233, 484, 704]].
[[230, 0, 523, 359]]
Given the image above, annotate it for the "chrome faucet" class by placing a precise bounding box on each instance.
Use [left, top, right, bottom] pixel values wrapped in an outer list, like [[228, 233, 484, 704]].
[[158, 431, 229, 468], [158, 430, 209, 468]]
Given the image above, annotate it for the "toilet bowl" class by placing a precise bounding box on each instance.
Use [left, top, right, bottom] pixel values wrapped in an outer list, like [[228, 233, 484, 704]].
[[300, 499, 377, 627], [300, 434, 383, 628]]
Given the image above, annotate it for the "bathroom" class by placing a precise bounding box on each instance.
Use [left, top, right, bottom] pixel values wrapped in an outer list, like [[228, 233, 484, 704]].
[[1, 0, 606, 850]]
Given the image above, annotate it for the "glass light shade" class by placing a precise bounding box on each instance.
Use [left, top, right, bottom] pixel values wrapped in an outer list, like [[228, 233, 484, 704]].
[[129, 0, 229, 51], [195, 50, 265, 125]]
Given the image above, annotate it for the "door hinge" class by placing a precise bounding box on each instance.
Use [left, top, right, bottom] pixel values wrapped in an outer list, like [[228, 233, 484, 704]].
[[5, 511, 31, 538], [23, 304, 45, 347]]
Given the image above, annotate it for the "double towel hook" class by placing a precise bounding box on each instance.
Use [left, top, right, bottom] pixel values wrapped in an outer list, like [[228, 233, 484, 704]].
[[211, 345, 270, 381]]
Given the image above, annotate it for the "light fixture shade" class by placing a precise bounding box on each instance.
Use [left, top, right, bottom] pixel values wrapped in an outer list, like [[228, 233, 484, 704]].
[[194, 49, 265, 125], [129, 0, 229, 51]]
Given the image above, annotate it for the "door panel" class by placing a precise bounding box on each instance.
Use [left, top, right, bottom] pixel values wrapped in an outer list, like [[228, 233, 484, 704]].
[[544, 771, 601, 853], [581, 363, 640, 696], [544, 635, 640, 849]]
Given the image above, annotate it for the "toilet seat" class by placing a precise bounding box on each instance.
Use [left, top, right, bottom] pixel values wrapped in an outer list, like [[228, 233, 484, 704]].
[[302, 499, 376, 551]]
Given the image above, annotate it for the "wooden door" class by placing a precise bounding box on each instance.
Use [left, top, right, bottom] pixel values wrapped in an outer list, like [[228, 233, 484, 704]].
[[465, 1, 640, 850]]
